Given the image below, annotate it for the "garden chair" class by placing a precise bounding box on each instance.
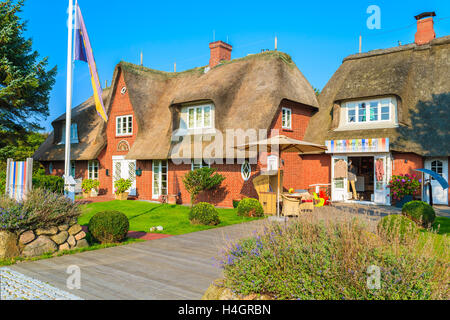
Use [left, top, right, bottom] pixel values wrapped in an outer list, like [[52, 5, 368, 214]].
[[299, 193, 314, 213], [281, 194, 301, 216], [319, 190, 330, 206]]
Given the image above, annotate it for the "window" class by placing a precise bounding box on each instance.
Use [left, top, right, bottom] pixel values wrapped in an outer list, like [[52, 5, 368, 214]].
[[60, 123, 79, 144], [187, 105, 212, 129], [49, 162, 53, 174], [345, 98, 395, 124], [153, 160, 168, 199], [116, 115, 133, 136], [431, 160, 443, 180], [241, 161, 251, 181], [267, 155, 278, 171], [70, 161, 76, 177], [191, 159, 210, 171], [88, 160, 99, 180], [282, 108, 292, 129]]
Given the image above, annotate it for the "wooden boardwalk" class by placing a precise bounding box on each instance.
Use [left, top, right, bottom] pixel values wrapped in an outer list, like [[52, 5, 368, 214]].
[[8, 220, 267, 300]]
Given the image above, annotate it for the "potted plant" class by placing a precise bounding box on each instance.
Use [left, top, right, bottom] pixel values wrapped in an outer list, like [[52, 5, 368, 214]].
[[387, 174, 421, 208], [114, 178, 132, 200], [81, 179, 100, 199]]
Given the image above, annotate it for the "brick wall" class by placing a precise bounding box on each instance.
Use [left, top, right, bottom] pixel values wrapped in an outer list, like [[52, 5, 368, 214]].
[[41, 160, 88, 180], [97, 70, 138, 195], [392, 152, 423, 176]]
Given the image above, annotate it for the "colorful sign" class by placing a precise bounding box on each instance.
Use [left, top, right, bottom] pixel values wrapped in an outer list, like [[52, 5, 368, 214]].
[[325, 138, 389, 153], [5, 158, 33, 202]]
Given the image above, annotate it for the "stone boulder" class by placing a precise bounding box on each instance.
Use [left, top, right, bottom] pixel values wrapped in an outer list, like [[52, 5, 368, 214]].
[[51, 231, 69, 245], [22, 236, 57, 257], [74, 231, 86, 241], [75, 239, 89, 249], [68, 224, 82, 236], [59, 243, 70, 251], [35, 227, 58, 236], [19, 230, 36, 245], [67, 235, 76, 248], [0, 231, 20, 259], [58, 224, 69, 231]]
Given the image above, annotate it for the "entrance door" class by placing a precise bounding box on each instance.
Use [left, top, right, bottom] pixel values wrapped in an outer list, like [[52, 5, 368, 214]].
[[152, 160, 168, 199], [374, 155, 389, 204], [112, 156, 137, 196], [424, 158, 448, 205], [331, 155, 348, 201]]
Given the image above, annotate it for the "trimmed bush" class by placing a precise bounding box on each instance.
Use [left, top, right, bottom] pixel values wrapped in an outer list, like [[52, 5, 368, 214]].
[[88, 211, 129, 243], [377, 214, 419, 241], [32, 171, 64, 194], [0, 188, 80, 231], [237, 198, 264, 217], [402, 200, 436, 227], [189, 202, 220, 225]]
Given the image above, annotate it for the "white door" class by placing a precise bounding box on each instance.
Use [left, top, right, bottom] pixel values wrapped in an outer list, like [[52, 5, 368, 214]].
[[424, 158, 448, 205], [112, 156, 137, 196], [374, 155, 390, 205], [152, 160, 168, 199], [331, 155, 348, 202]]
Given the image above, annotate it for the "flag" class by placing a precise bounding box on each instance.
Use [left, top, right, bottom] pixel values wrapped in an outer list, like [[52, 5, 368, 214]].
[[74, 3, 108, 122]]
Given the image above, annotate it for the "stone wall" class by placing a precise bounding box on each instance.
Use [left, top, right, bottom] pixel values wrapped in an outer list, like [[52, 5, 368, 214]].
[[0, 220, 88, 260]]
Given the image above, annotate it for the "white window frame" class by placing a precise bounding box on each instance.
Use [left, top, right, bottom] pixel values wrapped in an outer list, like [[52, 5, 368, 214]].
[[267, 155, 278, 171], [191, 159, 210, 171], [241, 161, 251, 181], [346, 98, 394, 124], [282, 107, 292, 129], [88, 160, 99, 180], [70, 161, 76, 177], [187, 105, 212, 129], [116, 115, 133, 136], [60, 123, 79, 144]]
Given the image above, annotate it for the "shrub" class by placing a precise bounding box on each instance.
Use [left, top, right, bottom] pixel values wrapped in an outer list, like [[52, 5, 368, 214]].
[[82, 179, 100, 193], [114, 178, 132, 195], [402, 200, 436, 227], [183, 167, 225, 205], [387, 174, 421, 201], [377, 214, 419, 241], [219, 211, 449, 300], [0, 188, 81, 231], [237, 198, 264, 217], [189, 202, 220, 225], [0, 170, 6, 195], [232, 200, 240, 209], [32, 170, 64, 194], [88, 211, 129, 243]]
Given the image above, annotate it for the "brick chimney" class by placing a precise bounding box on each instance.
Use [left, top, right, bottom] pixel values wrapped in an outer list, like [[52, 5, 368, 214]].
[[414, 12, 436, 45], [209, 41, 232, 68]]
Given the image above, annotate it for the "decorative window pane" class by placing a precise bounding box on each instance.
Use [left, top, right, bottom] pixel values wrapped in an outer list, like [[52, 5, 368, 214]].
[[369, 102, 378, 121], [188, 108, 195, 128], [153, 160, 168, 198], [381, 100, 390, 120], [358, 103, 366, 122], [191, 160, 210, 171], [347, 104, 356, 123], [241, 161, 251, 181], [204, 106, 211, 127], [186, 105, 213, 129], [431, 160, 443, 180], [60, 123, 79, 144], [116, 115, 133, 136]]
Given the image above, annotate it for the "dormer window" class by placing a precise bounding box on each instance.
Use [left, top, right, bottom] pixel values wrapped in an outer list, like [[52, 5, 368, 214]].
[[187, 105, 212, 129], [337, 97, 398, 131], [116, 115, 133, 136], [282, 108, 292, 129], [60, 123, 79, 144]]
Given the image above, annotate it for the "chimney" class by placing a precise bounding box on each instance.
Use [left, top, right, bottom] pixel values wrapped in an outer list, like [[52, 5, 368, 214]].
[[209, 40, 232, 68], [414, 12, 436, 45]]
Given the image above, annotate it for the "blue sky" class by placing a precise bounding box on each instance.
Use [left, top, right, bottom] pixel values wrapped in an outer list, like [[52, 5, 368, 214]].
[[20, 0, 450, 131]]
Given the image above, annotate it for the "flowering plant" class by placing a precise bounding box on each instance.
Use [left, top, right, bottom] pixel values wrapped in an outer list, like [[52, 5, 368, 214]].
[[114, 178, 132, 195], [81, 179, 100, 193], [387, 174, 421, 200], [0, 204, 28, 231]]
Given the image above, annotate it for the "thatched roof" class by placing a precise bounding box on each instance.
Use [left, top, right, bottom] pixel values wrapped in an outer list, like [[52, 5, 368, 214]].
[[101, 51, 319, 160], [33, 89, 111, 161], [304, 35, 450, 157]]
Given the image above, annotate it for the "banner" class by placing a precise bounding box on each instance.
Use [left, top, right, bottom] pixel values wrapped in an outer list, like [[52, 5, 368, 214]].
[[326, 138, 389, 153], [5, 158, 33, 202]]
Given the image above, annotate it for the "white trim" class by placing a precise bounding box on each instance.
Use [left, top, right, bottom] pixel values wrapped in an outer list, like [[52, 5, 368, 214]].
[[152, 160, 168, 199], [281, 107, 292, 129], [191, 159, 210, 171], [186, 105, 213, 130]]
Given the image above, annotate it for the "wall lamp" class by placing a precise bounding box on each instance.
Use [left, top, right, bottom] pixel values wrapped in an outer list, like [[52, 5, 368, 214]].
[[135, 167, 143, 177]]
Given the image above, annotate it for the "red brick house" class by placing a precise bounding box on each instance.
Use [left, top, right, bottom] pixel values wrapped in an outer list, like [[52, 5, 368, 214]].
[[303, 12, 450, 206], [34, 41, 321, 207]]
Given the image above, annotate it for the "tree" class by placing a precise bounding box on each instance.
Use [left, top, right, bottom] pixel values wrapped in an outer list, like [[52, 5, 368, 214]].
[[0, 0, 56, 145], [182, 167, 225, 206], [313, 87, 321, 97]]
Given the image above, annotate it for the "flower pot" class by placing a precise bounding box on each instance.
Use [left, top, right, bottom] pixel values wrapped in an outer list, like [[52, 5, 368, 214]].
[[82, 192, 90, 199], [167, 194, 177, 205], [90, 189, 98, 197], [394, 195, 413, 208], [115, 192, 129, 201]]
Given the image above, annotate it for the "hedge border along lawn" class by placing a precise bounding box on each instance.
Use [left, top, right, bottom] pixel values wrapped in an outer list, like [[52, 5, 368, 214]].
[[78, 200, 262, 235]]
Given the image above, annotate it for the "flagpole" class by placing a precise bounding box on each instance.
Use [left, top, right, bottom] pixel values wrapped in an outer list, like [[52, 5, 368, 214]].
[[64, 0, 74, 197]]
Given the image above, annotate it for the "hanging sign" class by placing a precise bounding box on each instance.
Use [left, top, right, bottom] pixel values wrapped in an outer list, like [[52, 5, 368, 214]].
[[326, 138, 389, 153]]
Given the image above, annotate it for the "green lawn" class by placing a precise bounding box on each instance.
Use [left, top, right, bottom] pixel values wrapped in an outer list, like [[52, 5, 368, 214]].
[[431, 216, 450, 235], [78, 200, 262, 235]]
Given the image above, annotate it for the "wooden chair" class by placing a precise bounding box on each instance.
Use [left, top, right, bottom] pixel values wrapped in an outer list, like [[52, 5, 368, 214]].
[[299, 193, 314, 213]]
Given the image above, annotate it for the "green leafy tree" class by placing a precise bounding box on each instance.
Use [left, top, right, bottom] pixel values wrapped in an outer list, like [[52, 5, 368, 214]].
[[0, 0, 56, 144], [313, 87, 321, 97], [182, 167, 225, 206]]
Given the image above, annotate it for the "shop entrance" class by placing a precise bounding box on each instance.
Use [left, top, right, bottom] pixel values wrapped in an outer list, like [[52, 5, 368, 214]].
[[331, 154, 390, 205]]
